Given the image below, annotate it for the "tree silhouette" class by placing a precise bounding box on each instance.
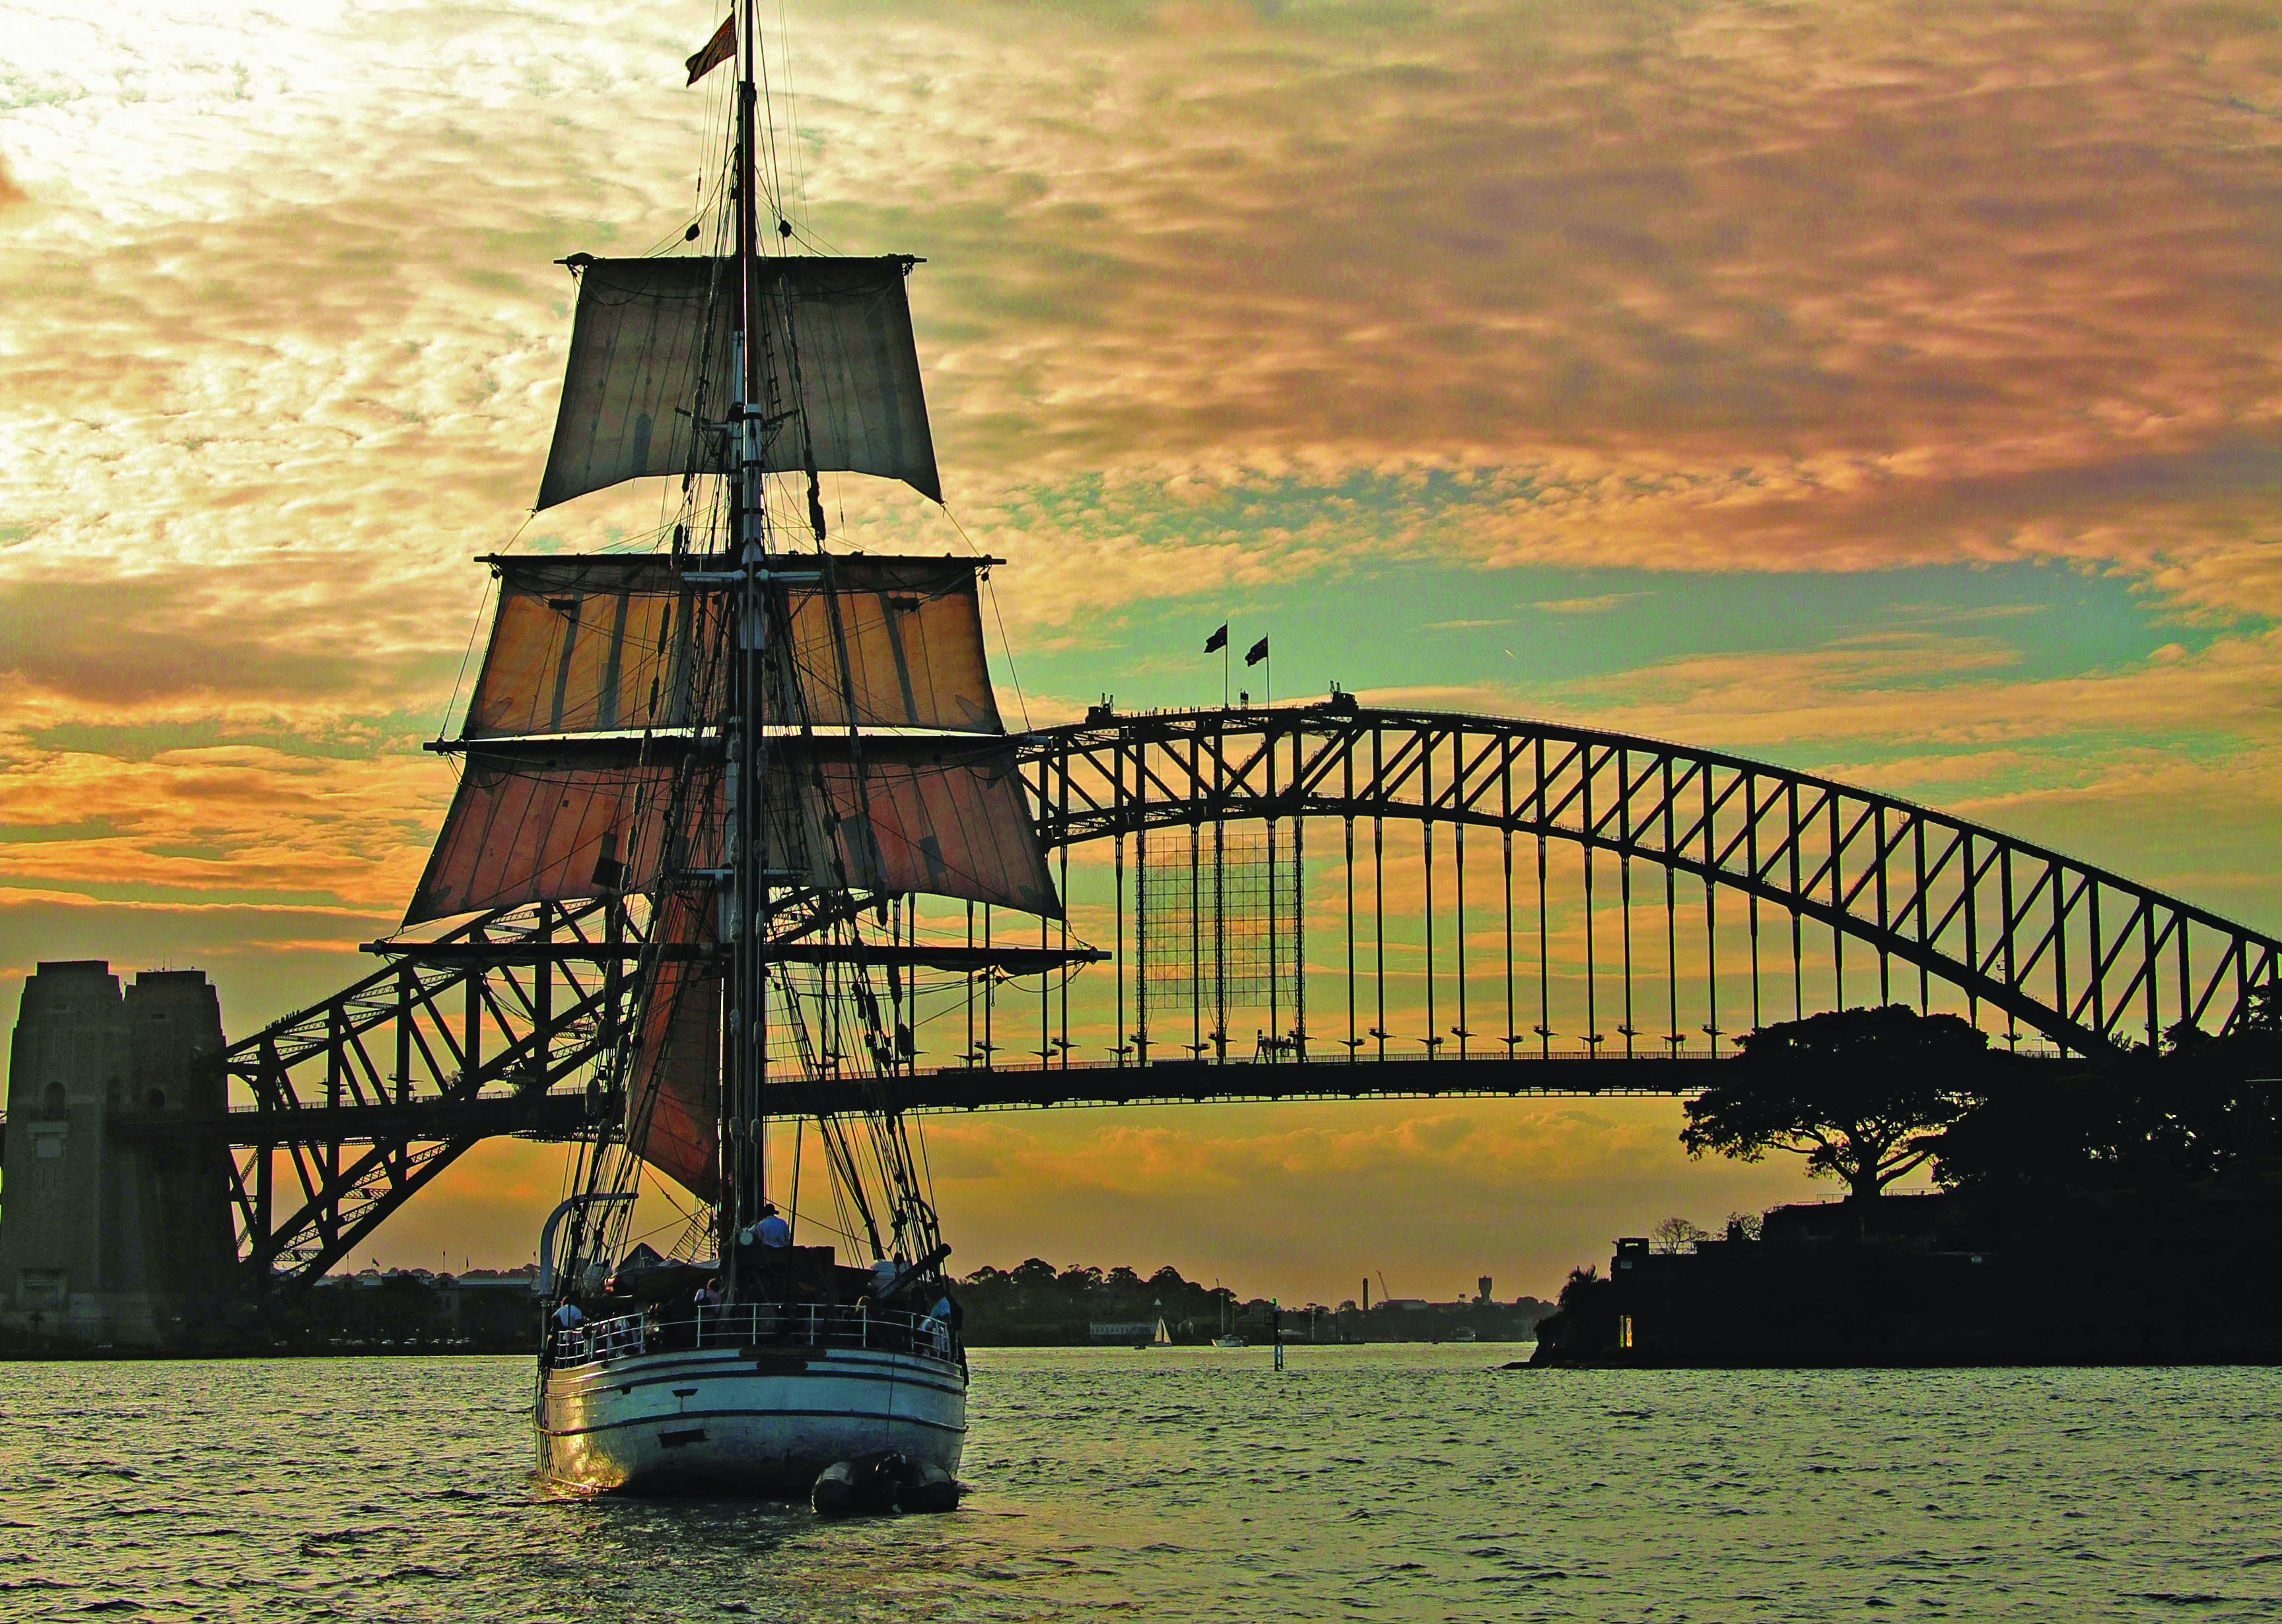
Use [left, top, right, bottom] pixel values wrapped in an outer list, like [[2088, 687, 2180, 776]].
[[1650, 1215, 1708, 1254], [1680, 1005, 1988, 1200], [1933, 979, 2282, 1192]]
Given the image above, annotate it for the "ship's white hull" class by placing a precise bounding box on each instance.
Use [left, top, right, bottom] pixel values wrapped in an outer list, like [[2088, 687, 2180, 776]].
[[536, 1341, 966, 1493]]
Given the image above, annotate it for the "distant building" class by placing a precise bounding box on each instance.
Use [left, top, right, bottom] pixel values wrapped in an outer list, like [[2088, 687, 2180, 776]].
[[0, 962, 234, 1345], [308, 1265, 539, 1348]]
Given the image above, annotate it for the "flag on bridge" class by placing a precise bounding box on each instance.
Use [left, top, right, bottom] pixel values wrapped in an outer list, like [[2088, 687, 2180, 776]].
[[1204, 623, 1228, 654], [685, 15, 736, 85], [1245, 636, 1269, 667]]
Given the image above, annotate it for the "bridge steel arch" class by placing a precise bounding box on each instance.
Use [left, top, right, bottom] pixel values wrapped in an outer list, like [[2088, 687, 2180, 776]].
[[1019, 704, 2281, 1059], [118, 700, 2276, 1316]]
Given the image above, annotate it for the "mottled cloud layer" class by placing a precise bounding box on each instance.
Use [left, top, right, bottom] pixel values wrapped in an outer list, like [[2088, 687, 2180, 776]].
[[825, 0, 2282, 628], [1, 0, 2277, 1283]]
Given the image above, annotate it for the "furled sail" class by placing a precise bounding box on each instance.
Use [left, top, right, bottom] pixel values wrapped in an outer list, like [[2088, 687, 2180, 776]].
[[626, 889, 720, 1202], [463, 556, 724, 739], [536, 255, 941, 511], [403, 743, 720, 928]]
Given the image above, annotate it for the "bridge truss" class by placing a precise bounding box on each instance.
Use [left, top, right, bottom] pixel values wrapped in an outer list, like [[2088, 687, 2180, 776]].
[[215, 898, 631, 1299], [174, 702, 2275, 1310], [1020, 703, 2281, 1062]]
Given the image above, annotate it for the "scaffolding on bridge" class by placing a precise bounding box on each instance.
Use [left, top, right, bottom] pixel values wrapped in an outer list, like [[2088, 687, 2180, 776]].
[[1136, 823, 1303, 1064]]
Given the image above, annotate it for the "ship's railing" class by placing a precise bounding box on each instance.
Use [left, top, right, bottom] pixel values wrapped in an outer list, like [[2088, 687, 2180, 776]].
[[546, 1303, 959, 1369], [549, 1312, 646, 1366], [692, 1302, 957, 1361]]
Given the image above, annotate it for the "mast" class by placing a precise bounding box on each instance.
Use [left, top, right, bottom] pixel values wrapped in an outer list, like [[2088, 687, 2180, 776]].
[[728, 0, 768, 1291], [410, 13, 1078, 1299]]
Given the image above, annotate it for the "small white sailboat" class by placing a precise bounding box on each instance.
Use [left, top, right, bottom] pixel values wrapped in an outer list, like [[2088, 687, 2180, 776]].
[[1212, 1288, 1245, 1348]]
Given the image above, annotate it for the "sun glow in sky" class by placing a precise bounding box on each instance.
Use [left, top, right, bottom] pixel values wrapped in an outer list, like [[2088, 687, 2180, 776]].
[[2, 0, 2278, 1299]]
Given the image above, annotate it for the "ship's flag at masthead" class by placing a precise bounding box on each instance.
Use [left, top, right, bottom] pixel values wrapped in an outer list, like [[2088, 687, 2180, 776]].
[[685, 15, 735, 85]]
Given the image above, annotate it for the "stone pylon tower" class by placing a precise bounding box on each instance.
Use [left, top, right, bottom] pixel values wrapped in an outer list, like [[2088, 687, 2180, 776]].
[[0, 961, 236, 1345]]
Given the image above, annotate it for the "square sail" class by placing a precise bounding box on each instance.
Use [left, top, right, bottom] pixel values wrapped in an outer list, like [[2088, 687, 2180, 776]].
[[536, 256, 941, 510]]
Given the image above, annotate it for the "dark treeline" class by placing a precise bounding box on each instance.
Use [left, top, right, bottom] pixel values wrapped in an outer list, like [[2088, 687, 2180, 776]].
[[0, 1271, 544, 1359], [1673, 989, 2282, 1203], [953, 1260, 1550, 1345], [272, 1273, 540, 1353], [1536, 989, 2282, 1365], [955, 1261, 1242, 1345]]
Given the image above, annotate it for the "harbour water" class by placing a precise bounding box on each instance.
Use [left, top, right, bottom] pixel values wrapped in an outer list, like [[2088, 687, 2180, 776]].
[[4, 1345, 2279, 1621]]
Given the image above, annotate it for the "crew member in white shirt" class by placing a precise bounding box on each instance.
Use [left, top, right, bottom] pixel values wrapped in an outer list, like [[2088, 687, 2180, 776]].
[[756, 1203, 791, 1248]]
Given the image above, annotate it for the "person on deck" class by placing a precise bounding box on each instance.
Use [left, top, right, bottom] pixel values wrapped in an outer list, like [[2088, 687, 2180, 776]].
[[932, 1289, 963, 1337], [927, 1288, 966, 1372], [678, 1277, 722, 1352], [755, 1203, 790, 1248], [735, 1205, 794, 1309]]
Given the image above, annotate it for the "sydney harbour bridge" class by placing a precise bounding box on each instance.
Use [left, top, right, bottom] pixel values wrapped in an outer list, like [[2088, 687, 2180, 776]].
[[48, 696, 2269, 1318]]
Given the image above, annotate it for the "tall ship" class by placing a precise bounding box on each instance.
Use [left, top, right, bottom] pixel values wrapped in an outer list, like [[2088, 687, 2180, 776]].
[[389, 3, 1078, 1493]]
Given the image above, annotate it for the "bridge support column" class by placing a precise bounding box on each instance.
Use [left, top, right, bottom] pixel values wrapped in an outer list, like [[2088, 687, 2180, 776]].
[[0, 961, 235, 1346]]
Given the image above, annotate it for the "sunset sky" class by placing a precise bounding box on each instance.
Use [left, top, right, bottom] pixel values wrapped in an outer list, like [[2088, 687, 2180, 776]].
[[2, 0, 2278, 1301]]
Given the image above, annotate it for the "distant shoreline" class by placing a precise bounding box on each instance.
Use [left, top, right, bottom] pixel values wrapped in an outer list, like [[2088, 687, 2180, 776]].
[[0, 1337, 1552, 1362], [18, 1339, 2282, 1369]]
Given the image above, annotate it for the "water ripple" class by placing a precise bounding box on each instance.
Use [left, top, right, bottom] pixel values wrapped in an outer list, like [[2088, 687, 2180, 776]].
[[1, 1350, 2279, 1621]]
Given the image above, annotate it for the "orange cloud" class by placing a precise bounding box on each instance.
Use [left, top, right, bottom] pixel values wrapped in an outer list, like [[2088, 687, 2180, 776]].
[[3, 0, 2279, 1290]]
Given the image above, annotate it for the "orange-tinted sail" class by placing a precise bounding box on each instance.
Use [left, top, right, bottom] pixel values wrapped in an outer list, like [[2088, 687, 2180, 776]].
[[783, 737, 1060, 917], [403, 744, 720, 928], [627, 889, 720, 1201], [464, 557, 723, 739], [460, 554, 997, 740], [777, 557, 1003, 733]]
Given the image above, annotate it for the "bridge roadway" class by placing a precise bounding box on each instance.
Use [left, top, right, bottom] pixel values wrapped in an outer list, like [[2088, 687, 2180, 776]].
[[40, 1052, 1727, 1153]]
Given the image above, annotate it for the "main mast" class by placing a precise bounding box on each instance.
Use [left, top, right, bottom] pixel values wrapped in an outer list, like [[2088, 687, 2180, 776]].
[[727, 0, 768, 1291], [395, 9, 1086, 1306]]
